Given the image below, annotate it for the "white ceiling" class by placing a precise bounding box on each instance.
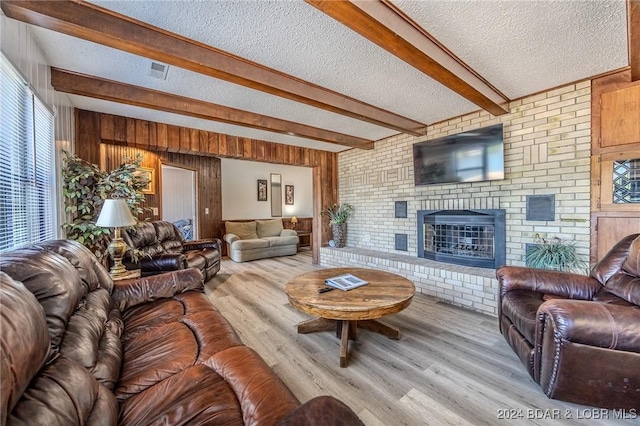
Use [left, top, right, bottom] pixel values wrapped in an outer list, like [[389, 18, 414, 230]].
[[24, 0, 629, 152]]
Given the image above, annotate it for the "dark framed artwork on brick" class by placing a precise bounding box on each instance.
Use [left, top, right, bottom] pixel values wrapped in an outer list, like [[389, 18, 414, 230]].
[[257, 179, 268, 201], [395, 201, 408, 218]]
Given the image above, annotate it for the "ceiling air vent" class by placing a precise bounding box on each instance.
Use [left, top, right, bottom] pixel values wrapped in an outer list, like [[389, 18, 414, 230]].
[[149, 61, 169, 80]]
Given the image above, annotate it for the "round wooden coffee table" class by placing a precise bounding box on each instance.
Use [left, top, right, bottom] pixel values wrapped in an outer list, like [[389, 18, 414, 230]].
[[285, 268, 415, 367]]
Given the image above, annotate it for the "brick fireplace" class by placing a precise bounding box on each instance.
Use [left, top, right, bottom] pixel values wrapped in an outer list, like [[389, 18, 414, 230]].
[[417, 209, 506, 269], [322, 81, 592, 316]]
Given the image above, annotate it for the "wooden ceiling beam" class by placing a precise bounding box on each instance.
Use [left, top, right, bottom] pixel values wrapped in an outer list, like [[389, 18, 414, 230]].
[[51, 68, 374, 150], [306, 0, 510, 116], [1, 0, 425, 136], [630, 0, 640, 81]]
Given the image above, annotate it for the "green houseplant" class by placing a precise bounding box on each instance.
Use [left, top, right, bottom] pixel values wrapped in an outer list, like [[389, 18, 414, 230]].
[[321, 203, 354, 248], [61, 152, 150, 260], [525, 234, 588, 274]]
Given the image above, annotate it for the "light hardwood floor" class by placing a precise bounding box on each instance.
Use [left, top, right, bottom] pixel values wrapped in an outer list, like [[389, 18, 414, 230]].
[[204, 252, 638, 425]]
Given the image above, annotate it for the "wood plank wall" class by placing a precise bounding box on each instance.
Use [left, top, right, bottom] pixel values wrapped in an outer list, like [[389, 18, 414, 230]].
[[99, 143, 222, 240], [74, 109, 337, 263]]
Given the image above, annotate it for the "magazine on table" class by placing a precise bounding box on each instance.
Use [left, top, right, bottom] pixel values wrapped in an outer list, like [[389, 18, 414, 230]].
[[324, 273, 368, 291]]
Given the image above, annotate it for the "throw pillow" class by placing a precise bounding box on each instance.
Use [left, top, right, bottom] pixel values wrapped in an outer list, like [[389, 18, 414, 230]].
[[256, 219, 284, 238]]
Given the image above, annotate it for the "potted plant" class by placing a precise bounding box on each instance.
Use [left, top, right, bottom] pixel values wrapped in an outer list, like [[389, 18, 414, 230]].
[[321, 203, 354, 248], [61, 152, 150, 260], [525, 234, 588, 274]]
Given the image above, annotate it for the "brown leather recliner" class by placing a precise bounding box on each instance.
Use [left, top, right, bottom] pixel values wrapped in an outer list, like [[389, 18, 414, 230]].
[[0, 239, 363, 425], [496, 234, 640, 409], [122, 220, 221, 281]]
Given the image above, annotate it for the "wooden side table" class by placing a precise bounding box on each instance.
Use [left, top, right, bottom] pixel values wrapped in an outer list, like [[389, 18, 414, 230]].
[[296, 231, 312, 251]]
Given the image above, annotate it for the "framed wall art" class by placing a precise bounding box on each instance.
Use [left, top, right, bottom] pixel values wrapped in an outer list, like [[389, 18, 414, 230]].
[[257, 179, 268, 201], [137, 167, 155, 194], [285, 185, 294, 205]]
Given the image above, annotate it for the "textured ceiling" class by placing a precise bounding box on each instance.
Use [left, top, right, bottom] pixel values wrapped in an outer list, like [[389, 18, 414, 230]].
[[23, 0, 629, 152]]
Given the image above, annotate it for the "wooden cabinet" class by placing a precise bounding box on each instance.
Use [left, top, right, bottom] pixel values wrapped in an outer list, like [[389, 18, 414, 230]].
[[600, 85, 640, 148], [590, 71, 640, 263]]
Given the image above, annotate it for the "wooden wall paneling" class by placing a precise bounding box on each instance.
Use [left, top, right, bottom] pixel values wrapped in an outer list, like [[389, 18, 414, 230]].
[[113, 116, 126, 144], [100, 114, 115, 142], [76, 110, 338, 263], [74, 109, 101, 164], [125, 118, 135, 145], [155, 123, 167, 151], [197, 131, 206, 155], [208, 132, 219, 156], [167, 125, 180, 152], [135, 120, 149, 149]]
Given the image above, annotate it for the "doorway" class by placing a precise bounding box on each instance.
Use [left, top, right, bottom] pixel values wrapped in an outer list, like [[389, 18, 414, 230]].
[[161, 164, 198, 240]]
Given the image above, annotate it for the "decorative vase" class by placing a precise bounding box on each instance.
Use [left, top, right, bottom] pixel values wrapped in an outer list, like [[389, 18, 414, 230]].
[[332, 223, 347, 248]]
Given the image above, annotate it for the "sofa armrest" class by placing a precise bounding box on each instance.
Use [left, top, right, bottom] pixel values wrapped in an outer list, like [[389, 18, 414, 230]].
[[277, 396, 363, 426], [183, 238, 221, 252], [537, 299, 640, 352], [280, 229, 297, 237], [496, 266, 600, 300], [223, 233, 240, 244], [138, 253, 187, 273], [112, 268, 204, 312]]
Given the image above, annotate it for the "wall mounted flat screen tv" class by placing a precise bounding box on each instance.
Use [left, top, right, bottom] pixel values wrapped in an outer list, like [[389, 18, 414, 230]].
[[413, 124, 504, 186]]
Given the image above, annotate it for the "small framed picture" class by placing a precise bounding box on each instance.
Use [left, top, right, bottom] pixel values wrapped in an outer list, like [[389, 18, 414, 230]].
[[137, 167, 155, 194], [285, 185, 294, 205], [257, 179, 268, 201]]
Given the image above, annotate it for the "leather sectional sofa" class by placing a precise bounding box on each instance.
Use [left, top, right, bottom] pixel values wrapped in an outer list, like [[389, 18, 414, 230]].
[[122, 220, 221, 281], [0, 239, 362, 425], [496, 233, 640, 409], [224, 219, 298, 262]]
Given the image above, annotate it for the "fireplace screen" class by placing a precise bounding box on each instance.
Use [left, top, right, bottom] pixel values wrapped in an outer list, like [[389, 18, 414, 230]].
[[417, 209, 506, 269], [424, 224, 495, 260]]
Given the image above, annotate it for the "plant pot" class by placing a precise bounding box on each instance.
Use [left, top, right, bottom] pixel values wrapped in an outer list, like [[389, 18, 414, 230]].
[[331, 223, 347, 248]]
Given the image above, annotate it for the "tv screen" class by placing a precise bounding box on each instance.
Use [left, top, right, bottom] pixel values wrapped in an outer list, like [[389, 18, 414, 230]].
[[413, 124, 504, 186]]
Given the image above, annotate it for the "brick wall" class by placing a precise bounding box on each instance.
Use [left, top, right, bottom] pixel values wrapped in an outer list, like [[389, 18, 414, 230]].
[[320, 81, 592, 316]]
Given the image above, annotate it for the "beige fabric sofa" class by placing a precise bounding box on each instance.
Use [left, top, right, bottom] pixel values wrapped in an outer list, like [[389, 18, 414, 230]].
[[223, 219, 299, 262]]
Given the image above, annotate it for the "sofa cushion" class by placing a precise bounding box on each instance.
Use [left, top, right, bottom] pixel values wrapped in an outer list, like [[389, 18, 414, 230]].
[[1, 273, 51, 423], [185, 252, 207, 272], [8, 356, 119, 425], [232, 239, 270, 250], [264, 235, 299, 247], [205, 346, 300, 425], [119, 364, 244, 426], [117, 292, 243, 401], [0, 248, 86, 349], [256, 219, 284, 238], [125, 222, 160, 251], [226, 221, 258, 240]]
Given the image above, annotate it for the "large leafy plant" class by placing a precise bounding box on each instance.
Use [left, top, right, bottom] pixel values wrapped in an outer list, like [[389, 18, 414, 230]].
[[321, 203, 354, 225], [62, 152, 149, 260], [525, 234, 588, 274]]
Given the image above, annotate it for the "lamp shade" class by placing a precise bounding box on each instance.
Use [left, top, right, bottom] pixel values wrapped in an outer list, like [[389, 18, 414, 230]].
[[96, 199, 136, 228], [291, 216, 298, 224]]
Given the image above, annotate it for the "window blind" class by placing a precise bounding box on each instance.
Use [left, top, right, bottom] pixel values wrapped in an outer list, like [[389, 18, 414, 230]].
[[0, 54, 55, 252]]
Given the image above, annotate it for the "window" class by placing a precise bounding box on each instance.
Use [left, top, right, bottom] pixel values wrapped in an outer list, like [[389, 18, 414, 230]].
[[0, 54, 56, 252]]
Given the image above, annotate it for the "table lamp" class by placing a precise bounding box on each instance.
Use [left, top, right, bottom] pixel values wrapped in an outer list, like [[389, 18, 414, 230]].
[[96, 198, 137, 278], [291, 216, 298, 229]]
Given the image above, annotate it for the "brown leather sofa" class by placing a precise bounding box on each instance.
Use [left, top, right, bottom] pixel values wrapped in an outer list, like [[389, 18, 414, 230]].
[[0, 239, 362, 425], [122, 220, 221, 281], [496, 234, 640, 409]]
